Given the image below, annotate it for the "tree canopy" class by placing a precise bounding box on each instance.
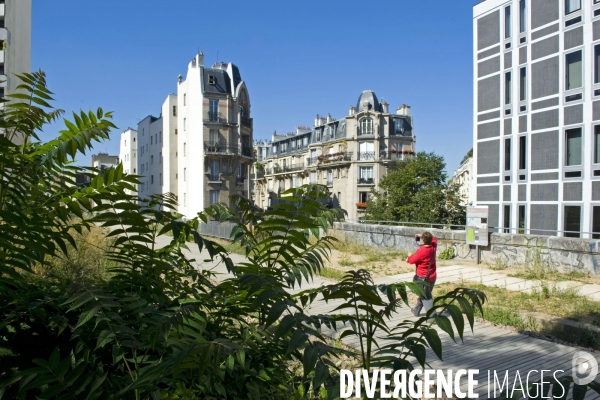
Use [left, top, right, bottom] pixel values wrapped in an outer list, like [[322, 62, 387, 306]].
[[366, 151, 466, 226]]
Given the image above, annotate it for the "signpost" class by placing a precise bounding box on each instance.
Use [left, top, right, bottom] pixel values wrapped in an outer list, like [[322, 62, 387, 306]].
[[466, 205, 489, 264]]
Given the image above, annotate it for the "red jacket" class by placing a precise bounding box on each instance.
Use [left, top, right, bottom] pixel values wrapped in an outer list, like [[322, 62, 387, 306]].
[[407, 237, 437, 282]]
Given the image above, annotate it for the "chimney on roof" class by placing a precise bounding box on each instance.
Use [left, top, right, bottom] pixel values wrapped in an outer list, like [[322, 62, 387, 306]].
[[396, 104, 411, 116], [349, 106, 355, 116], [381, 101, 389, 113], [326, 113, 331, 123], [197, 52, 204, 67]]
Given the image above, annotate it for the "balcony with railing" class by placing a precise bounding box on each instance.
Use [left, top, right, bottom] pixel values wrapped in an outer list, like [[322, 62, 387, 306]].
[[207, 174, 221, 183], [236, 176, 245, 185], [379, 150, 414, 161], [205, 111, 227, 124], [357, 177, 375, 185], [204, 141, 238, 155], [358, 151, 376, 161], [317, 152, 353, 166], [240, 116, 253, 128], [306, 157, 318, 167], [241, 146, 252, 157], [265, 164, 305, 175]]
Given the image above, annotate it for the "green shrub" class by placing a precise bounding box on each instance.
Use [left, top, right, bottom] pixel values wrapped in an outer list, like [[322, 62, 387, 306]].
[[438, 246, 456, 260]]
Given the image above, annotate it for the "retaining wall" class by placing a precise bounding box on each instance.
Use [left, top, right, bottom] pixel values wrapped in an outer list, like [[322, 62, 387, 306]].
[[331, 222, 600, 275]]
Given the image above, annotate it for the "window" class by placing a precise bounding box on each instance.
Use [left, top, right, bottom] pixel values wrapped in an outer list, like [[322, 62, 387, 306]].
[[209, 190, 219, 205], [519, 0, 526, 33], [210, 160, 220, 178], [519, 67, 527, 101], [184, 118, 186, 131], [281, 142, 287, 153], [151, 136, 153, 145], [338, 192, 341, 207], [327, 170, 333, 185], [155, 134, 157, 144], [565, 128, 582, 166], [303, 136, 308, 146], [359, 166, 374, 183], [504, 138, 511, 171], [505, 6, 511, 38], [159, 152, 162, 164], [173, 105, 176, 116], [359, 118, 373, 135], [565, 0, 581, 14], [183, 168, 186, 181], [151, 155, 153, 164], [183, 94, 186, 106], [310, 171, 317, 184], [359, 192, 369, 203], [124, 140, 127, 146], [151, 175, 154, 184], [209, 75, 215, 85], [518, 205, 526, 234], [519, 136, 527, 169], [593, 206, 600, 239], [503, 205, 511, 233], [160, 173, 162, 185], [359, 142, 375, 160], [183, 193, 186, 207], [564, 206, 581, 237], [209, 129, 219, 144], [505, 71, 512, 104], [566, 51, 583, 90], [595, 45, 600, 84], [209, 100, 219, 120], [184, 143, 186, 156], [175, 129, 178, 135], [595, 125, 600, 164]]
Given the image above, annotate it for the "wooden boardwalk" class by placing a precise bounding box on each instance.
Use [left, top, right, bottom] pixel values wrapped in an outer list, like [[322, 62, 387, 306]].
[[158, 236, 600, 399]]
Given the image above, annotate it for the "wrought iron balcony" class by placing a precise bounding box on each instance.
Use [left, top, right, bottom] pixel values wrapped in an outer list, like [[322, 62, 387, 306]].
[[236, 176, 245, 184], [205, 111, 226, 123], [207, 174, 221, 182], [358, 152, 376, 161], [204, 141, 238, 155], [317, 152, 353, 165], [306, 157, 318, 167], [379, 150, 414, 161], [241, 146, 252, 157], [357, 177, 375, 185], [240, 116, 253, 128]]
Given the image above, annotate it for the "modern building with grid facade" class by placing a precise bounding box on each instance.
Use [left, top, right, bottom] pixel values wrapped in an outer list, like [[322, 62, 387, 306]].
[[120, 53, 254, 218], [252, 90, 416, 222], [474, 0, 600, 237]]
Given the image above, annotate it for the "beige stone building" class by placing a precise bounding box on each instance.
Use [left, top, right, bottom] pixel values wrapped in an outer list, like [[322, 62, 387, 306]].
[[252, 90, 416, 221]]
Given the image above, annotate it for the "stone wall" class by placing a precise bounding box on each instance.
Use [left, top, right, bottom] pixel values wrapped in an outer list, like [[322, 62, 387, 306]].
[[331, 222, 600, 275]]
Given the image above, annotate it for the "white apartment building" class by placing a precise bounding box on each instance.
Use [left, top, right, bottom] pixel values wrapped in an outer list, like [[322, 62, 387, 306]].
[[474, 0, 600, 237], [452, 154, 475, 205], [1, 0, 31, 98], [120, 53, 254, 218], [91, 153, 119, 170], [119, 128, 137, 194]]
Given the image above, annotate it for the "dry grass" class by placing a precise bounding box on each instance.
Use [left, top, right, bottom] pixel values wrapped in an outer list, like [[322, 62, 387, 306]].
[[35, 222, 119, 281]]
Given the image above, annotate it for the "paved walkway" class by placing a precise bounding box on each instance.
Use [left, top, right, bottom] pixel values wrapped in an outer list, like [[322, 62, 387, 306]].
[[156, 236, 600, 399], [378, 265, 600, 301]]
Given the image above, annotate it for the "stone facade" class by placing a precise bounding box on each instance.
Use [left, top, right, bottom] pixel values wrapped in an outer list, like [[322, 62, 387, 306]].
[[252, 91, 416, 221], [332, 222, 600, 275]]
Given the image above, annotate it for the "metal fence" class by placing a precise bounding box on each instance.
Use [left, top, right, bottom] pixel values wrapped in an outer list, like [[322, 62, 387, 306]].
[[198, 221, 236, 240]]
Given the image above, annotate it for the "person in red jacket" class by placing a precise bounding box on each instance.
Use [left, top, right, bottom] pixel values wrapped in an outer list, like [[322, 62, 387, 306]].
[[406, 231, 437, 317]]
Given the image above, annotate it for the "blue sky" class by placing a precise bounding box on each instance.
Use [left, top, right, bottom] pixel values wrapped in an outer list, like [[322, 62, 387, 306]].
[[32, 0, 475, 174]]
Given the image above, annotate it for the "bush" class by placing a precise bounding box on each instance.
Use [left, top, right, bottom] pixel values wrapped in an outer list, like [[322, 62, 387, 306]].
[[438, 246, 456, 260]]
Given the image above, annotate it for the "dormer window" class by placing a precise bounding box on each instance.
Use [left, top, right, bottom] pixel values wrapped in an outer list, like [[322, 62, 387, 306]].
[[359, 118, 374, 136], [209, 75, 216, 85]]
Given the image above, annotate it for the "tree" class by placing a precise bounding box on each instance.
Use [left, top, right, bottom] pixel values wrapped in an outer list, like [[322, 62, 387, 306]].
[[366, 151, 466, 226]]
